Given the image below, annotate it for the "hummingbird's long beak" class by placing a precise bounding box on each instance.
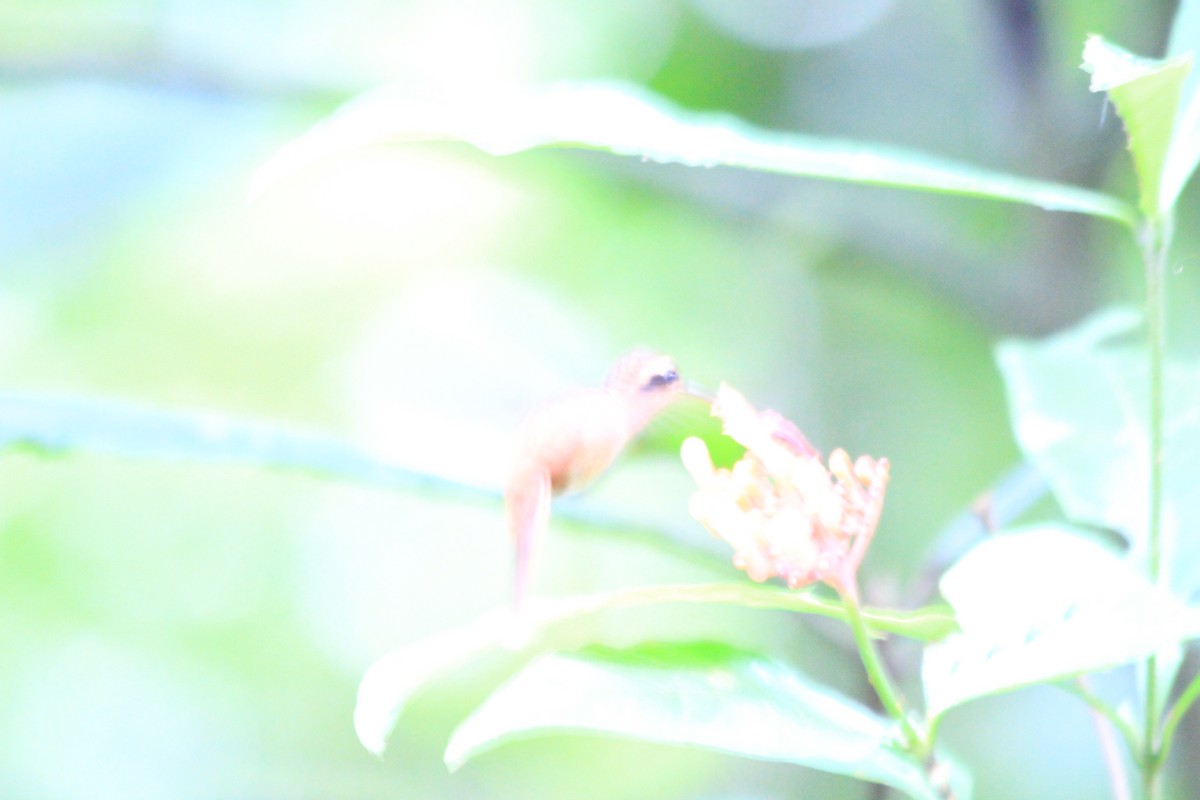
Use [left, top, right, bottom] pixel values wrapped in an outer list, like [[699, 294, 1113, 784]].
[[684, 380, 715, 403]]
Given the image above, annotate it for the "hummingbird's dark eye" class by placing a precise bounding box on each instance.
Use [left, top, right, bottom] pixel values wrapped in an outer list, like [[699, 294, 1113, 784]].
[[643, 369, 679, 391]]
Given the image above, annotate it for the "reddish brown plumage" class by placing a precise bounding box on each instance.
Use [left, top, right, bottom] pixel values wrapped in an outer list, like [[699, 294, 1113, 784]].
[[505, 350, 686, 607]]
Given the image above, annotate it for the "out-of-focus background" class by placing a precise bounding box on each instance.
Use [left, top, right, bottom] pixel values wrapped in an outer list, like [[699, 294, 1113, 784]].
[[2, 1, 1195, 798]]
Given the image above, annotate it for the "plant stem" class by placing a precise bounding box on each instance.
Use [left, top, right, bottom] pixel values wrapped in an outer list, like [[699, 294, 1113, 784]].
[[1143, 652, 1160, 800], [1141, 216, 1170, 588], [1142, 763, 1162, 800], [1158, 667, 1200, 772], [1139, 214, 1172, 799], [840, 580, 924, 754], [1063, 679, 1142, 757]]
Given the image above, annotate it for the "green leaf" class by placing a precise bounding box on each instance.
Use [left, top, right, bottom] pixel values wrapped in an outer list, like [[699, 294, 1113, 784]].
[[995, 308, 1200, 590], [0, 392, 493, 500], [922, 525, 1199, 723], [444, 642, 943, 800], [1081, 35, 1192, 219], [354, 582, 957, 756], [1162, 0, 1200, 210], [251, 81, 1136, 227], [355, 607, 516, 757], [1, 393, 740, 570], [2, 394, 743, 570]]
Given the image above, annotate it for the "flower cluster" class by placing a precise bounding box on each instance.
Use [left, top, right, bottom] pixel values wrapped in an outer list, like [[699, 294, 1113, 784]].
[[681, 384, 889, 593]]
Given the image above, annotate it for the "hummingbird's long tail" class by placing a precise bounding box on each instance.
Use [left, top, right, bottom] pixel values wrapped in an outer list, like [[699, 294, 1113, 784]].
[[505, 465, 551, 610]]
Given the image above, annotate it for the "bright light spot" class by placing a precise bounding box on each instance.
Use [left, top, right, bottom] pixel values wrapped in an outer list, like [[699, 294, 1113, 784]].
[[339, 271, 610, 490], [242, 148, 526, 290], [1016, 412, 1074, 450], [372, 1, 537, 94]]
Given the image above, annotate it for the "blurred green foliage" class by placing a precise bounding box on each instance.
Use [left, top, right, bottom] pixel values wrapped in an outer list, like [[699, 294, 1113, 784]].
[[2, 1, 1196, 798]]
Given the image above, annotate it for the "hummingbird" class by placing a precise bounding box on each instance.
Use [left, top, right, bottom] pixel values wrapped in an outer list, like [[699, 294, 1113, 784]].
[[504, 350, 703, 608]]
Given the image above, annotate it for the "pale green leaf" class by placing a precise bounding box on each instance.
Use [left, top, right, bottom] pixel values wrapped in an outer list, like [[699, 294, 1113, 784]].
[[0, 392, 490, 500], [251, 81, 1135, 227], [995, 308, 1200, 591], [1162, 0, 1200, 210], [445, 642, 944, 800], [355, 608, 515, 756], [922, 525, 1199, 723], [0, 393, 722, 561], [354, 582, 956, 756], [1081, 35, 1192, 218]]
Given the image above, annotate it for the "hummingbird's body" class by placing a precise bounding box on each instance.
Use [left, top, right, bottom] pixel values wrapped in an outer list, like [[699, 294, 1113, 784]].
[[505, 350, 687, 607]]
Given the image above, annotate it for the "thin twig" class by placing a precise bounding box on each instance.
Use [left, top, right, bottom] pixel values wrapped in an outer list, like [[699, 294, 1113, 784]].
[[1077, 677, 1132, 800], [839, 578, 924, 754], [1139, 215, 1173, 799]]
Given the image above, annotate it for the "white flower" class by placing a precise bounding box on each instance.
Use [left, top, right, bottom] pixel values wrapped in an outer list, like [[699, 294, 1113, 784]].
[[682, 384, 889, 591]]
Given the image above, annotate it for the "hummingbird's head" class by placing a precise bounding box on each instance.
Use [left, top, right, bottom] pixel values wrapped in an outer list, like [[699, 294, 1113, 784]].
[[603, 349, 713, 434], [604, 349, 685, 432], [605, 349, 681, 396]]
